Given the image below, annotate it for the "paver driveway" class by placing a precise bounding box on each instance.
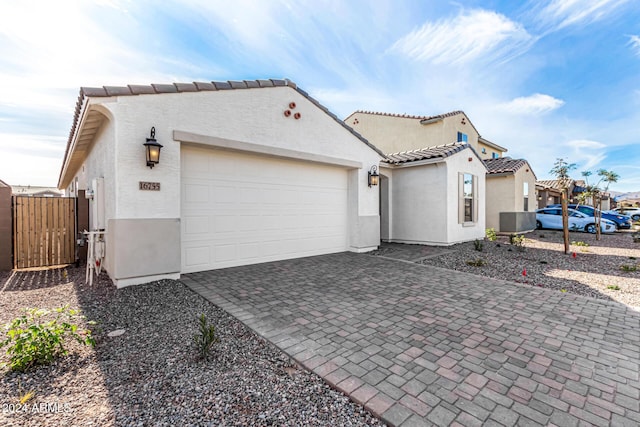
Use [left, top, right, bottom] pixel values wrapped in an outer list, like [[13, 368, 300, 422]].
[[182, 252, 640, 426]]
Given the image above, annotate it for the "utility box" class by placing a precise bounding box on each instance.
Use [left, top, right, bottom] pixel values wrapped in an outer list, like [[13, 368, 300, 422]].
[[90, 177, 105, 230]]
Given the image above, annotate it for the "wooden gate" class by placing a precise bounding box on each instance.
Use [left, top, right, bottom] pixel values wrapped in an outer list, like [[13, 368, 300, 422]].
[[13, 196, 76, 269]]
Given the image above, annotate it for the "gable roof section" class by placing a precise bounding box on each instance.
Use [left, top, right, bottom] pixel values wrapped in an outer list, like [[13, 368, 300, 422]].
[[347, 110, 482, 139], [59, 78, 384, 188], [383, 142, 484, 166], [483, 157, 535, 178], [537, 179, 574, 190]]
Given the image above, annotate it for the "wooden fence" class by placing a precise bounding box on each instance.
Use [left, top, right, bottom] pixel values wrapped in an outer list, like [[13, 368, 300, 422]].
[[13, 196, 76, 269]]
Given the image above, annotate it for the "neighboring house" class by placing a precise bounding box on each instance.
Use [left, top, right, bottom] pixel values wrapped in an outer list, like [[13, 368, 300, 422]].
[[379, 143, 487, 245], [478, 137, 507, 160], [58, 79, 384, 287], [345, 110, 483, 155], [535, 179, 611, 210], [535, 182, 563, 208], [12, 185, 63, 197], [483, 157, 537, 233]]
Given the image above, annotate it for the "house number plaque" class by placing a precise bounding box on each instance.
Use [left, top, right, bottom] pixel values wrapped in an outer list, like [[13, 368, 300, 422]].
[[139, 181, 160, 191]]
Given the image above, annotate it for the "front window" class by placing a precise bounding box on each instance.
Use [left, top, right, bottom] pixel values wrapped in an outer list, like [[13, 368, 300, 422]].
[[457, 132, 468, 143], [492, 152, 499, 159], [464, 173, 473, 222], [523, 182, 529, 211]]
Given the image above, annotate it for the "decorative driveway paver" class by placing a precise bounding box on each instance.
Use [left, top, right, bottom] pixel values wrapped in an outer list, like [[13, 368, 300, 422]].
[[181, 252, 640, 426]]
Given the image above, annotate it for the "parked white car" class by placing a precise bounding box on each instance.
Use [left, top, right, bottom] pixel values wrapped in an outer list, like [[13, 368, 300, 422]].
[[608, 207, 640, 221], [536, 208, 617, 233]]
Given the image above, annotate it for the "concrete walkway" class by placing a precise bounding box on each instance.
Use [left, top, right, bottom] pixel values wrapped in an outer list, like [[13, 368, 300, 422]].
[[181, 252, 640, 426]]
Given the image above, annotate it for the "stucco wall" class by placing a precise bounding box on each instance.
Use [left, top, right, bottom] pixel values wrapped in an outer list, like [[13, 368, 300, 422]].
[[445, 152, 486, 243], [348, 112, 479, 155], [66, 86, 382, 284], [478, 141, 503, 160], [105, 87, 381, 221], [485, 175, 515, 231], [388, 162, 449, 244], [486, 165, 537, 232]]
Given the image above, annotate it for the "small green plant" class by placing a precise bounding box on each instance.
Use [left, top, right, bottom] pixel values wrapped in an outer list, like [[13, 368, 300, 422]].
[[560, 289, 567, 293], [607, 285, 621, 291], [0, 306, 95, 372], [620, 265, 638, 273], [571, 241, 589, 247], [466, 259, 486, 267], [193, 314, 219, 361], [474, 239, 483, 251], [510, 234, 526, 252], [485, 228, 497, 242]]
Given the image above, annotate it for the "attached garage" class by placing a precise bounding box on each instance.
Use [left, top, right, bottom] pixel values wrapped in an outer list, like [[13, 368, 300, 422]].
[[181, 145, 348, 272], [58, 79, 384, 287]]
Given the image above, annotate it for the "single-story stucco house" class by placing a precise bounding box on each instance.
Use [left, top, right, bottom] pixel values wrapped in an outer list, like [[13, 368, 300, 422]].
[[483, 157, 537, 233], [58, 79, 384, 287]]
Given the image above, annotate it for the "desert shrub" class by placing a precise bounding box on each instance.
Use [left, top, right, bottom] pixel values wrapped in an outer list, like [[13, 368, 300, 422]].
[[193, 314, 219, 361], [485, 228, 497, 242], [0, 306, 95, 372], [620, 265, 638, 273], [571, 241, 589, 247], [474, 239, 483, 251], [510, 234, 526, 251], [466, 259, 486, 267]]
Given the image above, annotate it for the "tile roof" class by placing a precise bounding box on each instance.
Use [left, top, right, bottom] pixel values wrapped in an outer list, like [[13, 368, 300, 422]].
[[384, 142, 470, 165], [348, 109, 482, 141], [537, 179, 574, 190], [60, 79, 385, 187], [483, 157, 529, 175], [351, 110, 465, 122]]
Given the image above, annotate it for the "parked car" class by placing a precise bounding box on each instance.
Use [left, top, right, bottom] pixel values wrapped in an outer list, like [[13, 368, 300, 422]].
[[608, 207, 640, 221], [536, 208, 617, 233], [546, 204, 632, 229]]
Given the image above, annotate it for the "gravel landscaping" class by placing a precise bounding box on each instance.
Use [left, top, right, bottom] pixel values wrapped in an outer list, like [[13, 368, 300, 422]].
[[418, 228, 640, 309], [2, 227, 640, 426], [0, 267, 383, 426]]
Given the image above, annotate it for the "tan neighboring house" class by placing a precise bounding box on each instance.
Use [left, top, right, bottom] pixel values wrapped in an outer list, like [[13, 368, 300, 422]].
[[346, 110, 483, 155], [535, 181, 564, 208], [478, 137, 507, 160], [483, 157, 537, 233]]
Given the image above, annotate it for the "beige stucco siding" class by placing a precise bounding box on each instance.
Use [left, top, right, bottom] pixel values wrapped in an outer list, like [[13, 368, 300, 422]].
[[485, 166, 537, 231], [348, 112, 479, 154]]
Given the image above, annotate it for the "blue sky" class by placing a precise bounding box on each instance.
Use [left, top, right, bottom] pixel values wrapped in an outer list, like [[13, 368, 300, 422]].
[[1, 0, 639, 191]]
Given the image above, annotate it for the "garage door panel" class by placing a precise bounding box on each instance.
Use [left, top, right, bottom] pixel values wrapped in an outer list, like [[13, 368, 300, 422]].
[[181, 147, 348, 273]]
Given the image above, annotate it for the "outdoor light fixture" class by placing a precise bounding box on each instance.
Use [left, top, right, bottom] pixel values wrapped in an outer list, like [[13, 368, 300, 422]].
[[143, 127, 163, 168], [368, 165, 379, 187]]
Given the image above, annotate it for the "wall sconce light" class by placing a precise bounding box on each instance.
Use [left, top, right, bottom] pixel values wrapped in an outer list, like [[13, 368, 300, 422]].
[[368, 165, 379, 187], [143, 127, 163, 169]]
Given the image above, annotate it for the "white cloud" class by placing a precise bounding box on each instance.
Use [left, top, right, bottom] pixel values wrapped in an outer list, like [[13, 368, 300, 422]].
[[629, 35, 640, 57], [565, 139, 607, 170], [534, 0, 630, 32], [389, 9, 533, 66], [498, 93, 564, 115]]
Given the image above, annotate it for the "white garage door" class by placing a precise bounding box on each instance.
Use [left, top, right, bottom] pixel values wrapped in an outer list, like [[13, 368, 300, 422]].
[[181, 145, 349, 273]]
